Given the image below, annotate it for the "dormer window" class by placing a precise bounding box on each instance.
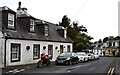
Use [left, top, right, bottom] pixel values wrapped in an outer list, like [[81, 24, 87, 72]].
[[45, 25, 48, 36], [30, 19, 35, 32], [8, 13, 14, 28]]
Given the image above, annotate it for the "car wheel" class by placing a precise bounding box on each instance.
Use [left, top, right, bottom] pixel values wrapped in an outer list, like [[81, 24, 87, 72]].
[[47, 61, 51, 66], [37, 61, 43, 68], [65, 62, 69, 65], [69, 60, 72, 65], [76, 60, 79, 64], [84, 58, 85, 62], [55, 61, 59, 65]]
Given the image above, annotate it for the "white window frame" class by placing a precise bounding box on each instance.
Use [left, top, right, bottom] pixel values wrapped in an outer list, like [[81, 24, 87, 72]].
[[45, 25, 48, 36], [30, 19, 35, 32], [33, 44, 40, 59], [8, 13, 14, 28], [11, 43, 20, 62]]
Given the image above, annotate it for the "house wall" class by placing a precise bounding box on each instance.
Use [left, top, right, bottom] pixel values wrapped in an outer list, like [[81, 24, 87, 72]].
[[0, 11, 2, 31], [5, 39, 73, 66], [0, 32, 4, 68], [118, 1, 120, 36], [92, 49, 104, 56], [104, 48, 119, 56]]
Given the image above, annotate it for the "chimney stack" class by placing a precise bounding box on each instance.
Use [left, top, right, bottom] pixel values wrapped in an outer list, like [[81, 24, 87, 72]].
[[17, 2, 21, 10], [64, 28, 67, 38], [17, 2, 28, 15], [57, 26, 67, 38]]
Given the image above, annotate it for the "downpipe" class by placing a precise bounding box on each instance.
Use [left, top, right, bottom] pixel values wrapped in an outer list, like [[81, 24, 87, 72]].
[[4, 38, 7, 67]]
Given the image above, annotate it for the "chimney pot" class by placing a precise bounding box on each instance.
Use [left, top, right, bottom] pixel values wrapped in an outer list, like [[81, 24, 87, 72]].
[[17, 2, 21, 10]]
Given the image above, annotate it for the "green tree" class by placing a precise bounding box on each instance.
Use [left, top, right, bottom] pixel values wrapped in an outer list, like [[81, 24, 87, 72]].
[[73, 21, 87, 33], [59, 15, 71, 28], [103, 37, 109, 43], [114, 36, 120, 40], [98, 39, 102, 43], [59, 15, 93, 52]]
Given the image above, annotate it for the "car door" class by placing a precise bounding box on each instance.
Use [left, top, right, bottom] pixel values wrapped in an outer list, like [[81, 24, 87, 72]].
[[71, 53, 78, 62], [74, 53, 79, 61]]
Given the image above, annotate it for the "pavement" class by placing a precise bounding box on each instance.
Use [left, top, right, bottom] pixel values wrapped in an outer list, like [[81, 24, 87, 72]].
[[2, 61, 55, 74]]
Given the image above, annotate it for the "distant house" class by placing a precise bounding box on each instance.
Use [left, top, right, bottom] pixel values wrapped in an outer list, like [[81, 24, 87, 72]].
[[91, 40, 120, 56], [90, 43, 104, 56], [0, 2, 73, 68], [103, 40, 119, 56]]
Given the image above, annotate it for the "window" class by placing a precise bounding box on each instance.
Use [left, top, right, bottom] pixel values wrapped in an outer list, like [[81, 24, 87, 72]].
[[113, 42, 115, 46], [30, 19, 35, 32], [45, 25, 48, 36], [33, 44, 40, 59], [11, 43, 21, 62], [8, 13, 14, 28], [67, 45, 71, 52]]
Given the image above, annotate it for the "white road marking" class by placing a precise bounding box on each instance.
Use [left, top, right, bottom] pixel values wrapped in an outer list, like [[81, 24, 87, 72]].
[[110, 68, 114, 75], [89, 67, 95, 71], [83, 63, 91, 66], [13, 70, 20, 74], [26, 66, 30, 68], [6, 69, 18, 73], [107, 68, 112, 74], [6, 68, 25, 74], [19, 69, 25, 72], [68, 71, 70, 72], [8, 70, 13, 73]]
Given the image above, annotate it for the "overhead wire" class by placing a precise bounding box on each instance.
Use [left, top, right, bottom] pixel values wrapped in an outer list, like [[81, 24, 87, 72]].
[[72, 0, 89, 20]]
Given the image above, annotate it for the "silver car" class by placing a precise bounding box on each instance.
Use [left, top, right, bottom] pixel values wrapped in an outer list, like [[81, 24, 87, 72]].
[[76, 52, 88, 62]]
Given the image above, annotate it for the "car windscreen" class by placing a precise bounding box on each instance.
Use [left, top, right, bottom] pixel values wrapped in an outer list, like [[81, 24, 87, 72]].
[[59, 53, 71, 57]]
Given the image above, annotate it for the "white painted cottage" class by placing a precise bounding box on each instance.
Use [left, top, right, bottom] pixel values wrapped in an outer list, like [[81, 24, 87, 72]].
[[0, 2, 73, 68]]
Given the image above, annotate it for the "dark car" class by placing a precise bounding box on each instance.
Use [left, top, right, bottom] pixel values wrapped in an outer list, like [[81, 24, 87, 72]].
[[55, 52, 79, 65]]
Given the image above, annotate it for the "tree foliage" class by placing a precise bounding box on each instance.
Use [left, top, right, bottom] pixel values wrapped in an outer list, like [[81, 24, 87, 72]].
[[73, 21, 87, 33], [59, 15, 71, 28], [58, 15, 93, 52], [103, 37, 109, 43]]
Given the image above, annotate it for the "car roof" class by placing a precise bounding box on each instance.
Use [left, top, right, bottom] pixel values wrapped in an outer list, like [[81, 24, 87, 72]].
[[76, 52, 86, 53]]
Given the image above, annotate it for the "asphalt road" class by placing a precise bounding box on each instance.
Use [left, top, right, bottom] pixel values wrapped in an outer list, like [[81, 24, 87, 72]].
[[2, 57, 120, 75]]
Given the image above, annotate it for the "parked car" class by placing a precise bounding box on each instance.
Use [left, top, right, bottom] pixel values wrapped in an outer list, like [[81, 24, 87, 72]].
[[76, 52, 88, 62], [93, 54, 100, 59], [55, 52, 79, 65], [86, 53, 95, 60]]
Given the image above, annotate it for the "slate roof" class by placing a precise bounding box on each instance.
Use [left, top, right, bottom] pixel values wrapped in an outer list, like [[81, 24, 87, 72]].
[[0, 6, 13, 11], [3, 14, 73, 43]]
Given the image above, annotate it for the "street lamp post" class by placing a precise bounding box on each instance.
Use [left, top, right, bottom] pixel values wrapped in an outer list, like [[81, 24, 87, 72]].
[[119, 40, 120, 56]]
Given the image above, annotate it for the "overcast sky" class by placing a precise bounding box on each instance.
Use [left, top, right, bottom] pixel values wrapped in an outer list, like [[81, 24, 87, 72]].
[[0, 0, 120, 42]]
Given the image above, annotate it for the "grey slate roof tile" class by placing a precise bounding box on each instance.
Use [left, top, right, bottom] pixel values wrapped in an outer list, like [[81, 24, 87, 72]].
[[1, 6, 73, 43]]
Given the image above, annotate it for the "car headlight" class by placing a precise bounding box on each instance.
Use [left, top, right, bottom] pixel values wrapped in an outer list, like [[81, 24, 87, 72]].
[[66, 57, 70, 60]]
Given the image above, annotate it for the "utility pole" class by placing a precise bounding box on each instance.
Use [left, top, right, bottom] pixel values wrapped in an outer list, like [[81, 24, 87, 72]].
[[117, 38, 120, 56]]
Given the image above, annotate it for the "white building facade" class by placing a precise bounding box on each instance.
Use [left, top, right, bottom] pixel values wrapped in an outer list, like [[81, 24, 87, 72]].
[[0, 3, 73, 68], [5, 39, 72, 66]]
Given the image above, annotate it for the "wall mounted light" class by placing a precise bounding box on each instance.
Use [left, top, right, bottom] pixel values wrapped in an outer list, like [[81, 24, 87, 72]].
[[26, 46, 30, 50], [55, 46, 58, 50], [43, 46, 46, 50]]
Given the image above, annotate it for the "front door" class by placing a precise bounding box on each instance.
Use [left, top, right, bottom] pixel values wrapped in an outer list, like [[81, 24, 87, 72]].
[[60, 45, 63, 54], [48, 45, 53, 57]]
